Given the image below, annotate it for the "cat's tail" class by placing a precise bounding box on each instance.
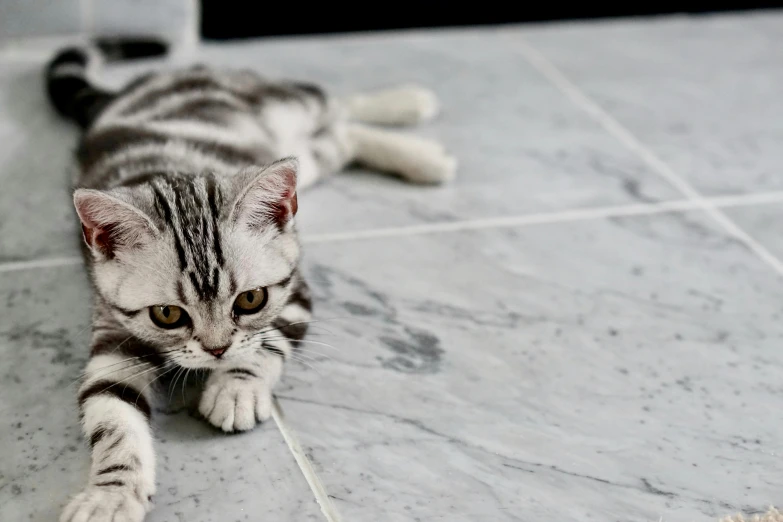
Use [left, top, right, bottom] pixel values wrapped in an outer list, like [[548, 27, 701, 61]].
[[45, 38, 167, 129], [343, 85, 441, 126]]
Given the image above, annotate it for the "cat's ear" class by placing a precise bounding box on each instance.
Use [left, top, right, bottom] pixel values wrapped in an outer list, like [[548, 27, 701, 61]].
[[229, 158, 298, 230], [73, 189, 158, 258]]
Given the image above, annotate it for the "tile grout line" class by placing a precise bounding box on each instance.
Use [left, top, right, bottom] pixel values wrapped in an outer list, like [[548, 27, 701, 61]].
[[271, 398, 342, 522], [4, 190, 783, 274], [513, 36, 783, 278], [303, 191, 783, 244], [0, 256, 86, 273]]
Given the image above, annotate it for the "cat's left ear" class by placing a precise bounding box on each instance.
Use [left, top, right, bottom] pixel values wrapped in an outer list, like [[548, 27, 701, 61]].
[[74, 189, 158, 258], [229, 158, 298, 230]]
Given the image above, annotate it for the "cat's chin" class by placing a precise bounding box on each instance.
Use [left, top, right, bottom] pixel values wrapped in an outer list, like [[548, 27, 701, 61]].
[[172, 354, 251, 371]]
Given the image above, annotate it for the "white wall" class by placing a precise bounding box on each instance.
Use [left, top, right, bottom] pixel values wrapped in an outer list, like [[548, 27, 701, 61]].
[[0, 0, 199, 46]]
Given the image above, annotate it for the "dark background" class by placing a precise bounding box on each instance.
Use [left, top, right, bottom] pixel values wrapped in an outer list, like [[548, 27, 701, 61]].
[[201, 1, 783, 40]]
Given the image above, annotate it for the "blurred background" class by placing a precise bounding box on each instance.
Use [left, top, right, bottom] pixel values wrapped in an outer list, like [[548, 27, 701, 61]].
[[1, 1, 782, 42]]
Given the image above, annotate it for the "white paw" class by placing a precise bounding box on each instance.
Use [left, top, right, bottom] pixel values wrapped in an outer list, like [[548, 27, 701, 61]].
[[199, 372, 273, 432], [390, 84, 440, 123], [397, 137, 457, 184], [60, 487, 147, 522], [409, 150, 458, 184], [348, 85, 441, 125]]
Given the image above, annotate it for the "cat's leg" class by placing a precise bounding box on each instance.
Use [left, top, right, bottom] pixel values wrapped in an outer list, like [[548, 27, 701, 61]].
[[256, 82, 354, 191], [198, 278, 312, 432], [345, 123, 457, 184], [343, 85, 440, 126], [61, 338, 164, 522], [198, 351, 283, 432]]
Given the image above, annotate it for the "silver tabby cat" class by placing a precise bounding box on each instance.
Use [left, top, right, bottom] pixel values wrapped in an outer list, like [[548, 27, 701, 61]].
[[47, 40, 455, 522]]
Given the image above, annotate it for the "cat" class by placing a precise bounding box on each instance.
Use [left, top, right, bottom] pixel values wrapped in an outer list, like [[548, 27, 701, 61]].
[[46, 39, 456, 522]]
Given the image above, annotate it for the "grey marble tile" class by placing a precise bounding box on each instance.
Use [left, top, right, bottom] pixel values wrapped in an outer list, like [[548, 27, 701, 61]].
[[0, 266, 323, 521], [197, 29, 681, 236], [277, 211, 783, 521], [0, 0, 82, 39], [0, 61, 82, 263], [724, 202, 783, 261], [519, 12, 783, 196]]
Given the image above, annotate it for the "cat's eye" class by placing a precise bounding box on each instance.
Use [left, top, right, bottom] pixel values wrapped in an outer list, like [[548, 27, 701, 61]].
[[149, 305, 190, 329], [233, 288, 268, 315]]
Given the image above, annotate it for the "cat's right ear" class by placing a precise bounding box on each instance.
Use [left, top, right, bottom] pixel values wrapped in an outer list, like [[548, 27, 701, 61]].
[[73, 189, 158, 258]]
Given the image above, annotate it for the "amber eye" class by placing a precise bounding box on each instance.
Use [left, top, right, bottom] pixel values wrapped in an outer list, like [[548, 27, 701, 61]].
[[233, 288, 268, 315], [149, 305, 189, 329]]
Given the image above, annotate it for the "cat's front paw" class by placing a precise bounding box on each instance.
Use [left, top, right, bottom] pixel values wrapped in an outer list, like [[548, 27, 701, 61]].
[[60, 486, 148, 522], [199, 371, 273, 432]]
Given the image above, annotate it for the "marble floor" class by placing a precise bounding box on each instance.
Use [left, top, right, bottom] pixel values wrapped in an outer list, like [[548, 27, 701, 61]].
[[1, 11, 783, 522]]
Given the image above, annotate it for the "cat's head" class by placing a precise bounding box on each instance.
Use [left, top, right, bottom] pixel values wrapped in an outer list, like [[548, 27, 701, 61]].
[[74, 158, 301, 369]]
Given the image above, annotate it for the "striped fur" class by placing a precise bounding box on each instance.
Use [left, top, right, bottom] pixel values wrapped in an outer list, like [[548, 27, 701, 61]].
[[48, 41, 455, 522]]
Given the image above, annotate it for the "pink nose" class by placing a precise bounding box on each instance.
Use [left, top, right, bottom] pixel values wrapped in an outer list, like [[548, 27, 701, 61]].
[[205, 347, 228, 358]]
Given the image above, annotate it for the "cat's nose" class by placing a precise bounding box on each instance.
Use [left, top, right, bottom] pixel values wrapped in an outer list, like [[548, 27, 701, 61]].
[[204, 345, 230, 358]]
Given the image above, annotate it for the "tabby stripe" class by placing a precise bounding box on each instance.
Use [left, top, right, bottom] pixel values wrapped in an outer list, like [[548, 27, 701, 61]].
[[89, 425, 116, 448], [229, 272, 238, 296], [78, 126, 164, 171], [151, 182, 187, 270], [277, 274, 293, 288], [227, 368, 257, 378], [188, 271, 203, 300], [106, 436, 124, 453], [110, 170, 167, 189], [205, 174, 225, 266], [109, 303, 140, 318], [210, 266, 220, 300], [86, 126, 260, 174], [291, 82, 327, 104], [97, 464, 133, 475], [90, 336, 164, 367], [95, 480, 125, 488], [176, 279, 188, 305], [78, 381, 152, 419], [263, 344, 286, 359], [149, 94, 249, 122], [273, 318, 308, 341], [119, 73, 155, 97], [120, 76, 243, 116], [287, 288, 313, 311]]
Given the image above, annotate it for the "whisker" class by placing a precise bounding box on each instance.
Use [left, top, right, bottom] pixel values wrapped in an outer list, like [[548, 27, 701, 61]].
[[282, 355, 321, 374], [262, 337, 342, 352], [280, 350, 323, 363], [168, 366, 186, 403], [71, 347, 186, 387], [254, 343, 328, 367], [136, 363, 177, 404], [80, 347, 184, 375], [72, 360, 152, 388], [251, 317, 350, 338], [111, 363, 167, 394], [109, 336, 135, 354], [181, 368, 191, 405]]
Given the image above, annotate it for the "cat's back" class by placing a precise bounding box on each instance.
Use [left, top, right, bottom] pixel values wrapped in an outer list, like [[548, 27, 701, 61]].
[[77, 66, 279, 190]]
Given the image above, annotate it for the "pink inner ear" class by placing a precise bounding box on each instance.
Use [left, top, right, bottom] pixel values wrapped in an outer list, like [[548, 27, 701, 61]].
[[81, 223, 113, 253], [81, 224, 94, 248], [74, 189, 154, 256], [234, 160, 299, 229], [271, 190, 298, 225]]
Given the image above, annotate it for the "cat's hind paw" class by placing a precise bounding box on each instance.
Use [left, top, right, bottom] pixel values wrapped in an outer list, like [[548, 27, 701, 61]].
[[346, 85, 440, 126]]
